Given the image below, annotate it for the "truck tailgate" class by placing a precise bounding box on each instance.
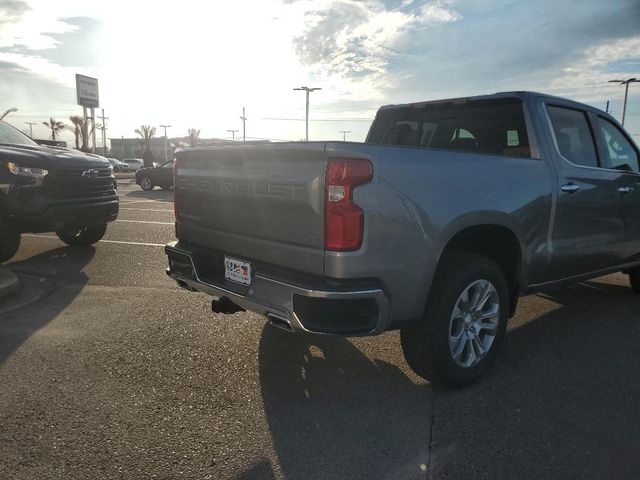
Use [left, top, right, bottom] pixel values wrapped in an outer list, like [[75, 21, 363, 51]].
[[175, 143, 326, 275]]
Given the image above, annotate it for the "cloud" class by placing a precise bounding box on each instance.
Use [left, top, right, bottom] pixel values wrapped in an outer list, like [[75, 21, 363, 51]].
[[0, 0, 29, 27], [291, 0, 461, 77]]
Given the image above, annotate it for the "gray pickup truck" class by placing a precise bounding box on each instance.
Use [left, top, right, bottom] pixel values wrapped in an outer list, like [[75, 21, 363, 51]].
[[165, 91, 640, 387]]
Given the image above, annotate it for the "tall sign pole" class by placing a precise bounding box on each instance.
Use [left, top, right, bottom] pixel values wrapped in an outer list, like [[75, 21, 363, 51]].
[[76, 74, 100, 152]]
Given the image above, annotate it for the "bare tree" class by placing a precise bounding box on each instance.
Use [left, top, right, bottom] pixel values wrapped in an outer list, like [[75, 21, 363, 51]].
[[187, 128, 200, 147]]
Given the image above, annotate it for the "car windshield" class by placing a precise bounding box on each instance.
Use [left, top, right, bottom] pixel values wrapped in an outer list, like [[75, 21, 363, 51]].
[[0, 121, 38, 146]]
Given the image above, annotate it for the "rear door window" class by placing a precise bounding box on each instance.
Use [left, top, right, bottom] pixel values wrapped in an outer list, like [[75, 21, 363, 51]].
[[367, 98, 531, 158], [595, 116, 639, 174], [547, 106, 599, 168]]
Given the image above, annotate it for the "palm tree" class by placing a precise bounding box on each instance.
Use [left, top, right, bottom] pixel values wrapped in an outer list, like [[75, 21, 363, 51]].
[[43, 117, 65, 141], [69, 116, 83, 149], [187, 128, 200, 147], [135, 125, 156, 167]]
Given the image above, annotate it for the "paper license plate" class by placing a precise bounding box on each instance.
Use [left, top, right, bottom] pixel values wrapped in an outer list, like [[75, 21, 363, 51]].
[[224, 256, 252, 285]]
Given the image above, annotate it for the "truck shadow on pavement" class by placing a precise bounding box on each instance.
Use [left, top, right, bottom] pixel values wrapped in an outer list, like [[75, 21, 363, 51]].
[[0, 246, 94, 365], [257, 326, 431, 480], [430, 277, 640, 479]]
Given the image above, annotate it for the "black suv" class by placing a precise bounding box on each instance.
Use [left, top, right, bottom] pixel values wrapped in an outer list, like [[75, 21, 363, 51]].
[[0, 121, 119, 262]]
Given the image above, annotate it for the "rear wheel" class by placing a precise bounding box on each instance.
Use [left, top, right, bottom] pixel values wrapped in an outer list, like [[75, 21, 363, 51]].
[[140, 177, 154, 191], [401, 251, 509, 388], [0, 216, 21, 263], [56, 224, 107, 246]]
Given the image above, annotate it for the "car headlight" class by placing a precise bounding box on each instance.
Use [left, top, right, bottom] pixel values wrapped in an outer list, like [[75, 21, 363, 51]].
[[7, 162, 48, 178], [107, 164, 114, 174]]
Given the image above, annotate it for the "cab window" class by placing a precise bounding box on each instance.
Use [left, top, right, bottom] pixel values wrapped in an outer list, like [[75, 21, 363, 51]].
[[596, 117, 639, 174]]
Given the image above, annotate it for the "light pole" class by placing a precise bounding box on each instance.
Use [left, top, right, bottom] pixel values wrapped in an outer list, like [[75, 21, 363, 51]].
[[160, 124, 171, 163], [0, 107, 17, 121], [608, 78, 639, 127], [227, 129, 238, 141], [240, 107, 247, 142], [339, 130, 351, 141], [293, 86, 321, 141], [25, 122, 36, 137]]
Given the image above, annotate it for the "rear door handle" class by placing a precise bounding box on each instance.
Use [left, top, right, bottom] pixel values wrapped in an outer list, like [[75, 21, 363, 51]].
[[561, 183, 581, 194], [618, 186, 634, 195]]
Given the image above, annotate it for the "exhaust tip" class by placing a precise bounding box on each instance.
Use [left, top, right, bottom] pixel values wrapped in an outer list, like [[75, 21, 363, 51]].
[[267, 313, 295, 333]]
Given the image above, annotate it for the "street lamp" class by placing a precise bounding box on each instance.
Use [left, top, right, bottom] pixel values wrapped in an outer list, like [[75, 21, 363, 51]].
[[159, 124, 171, 163], [608, 78, 639, 127], [0, 107, 17, 121], [293, 86, 321, 141]]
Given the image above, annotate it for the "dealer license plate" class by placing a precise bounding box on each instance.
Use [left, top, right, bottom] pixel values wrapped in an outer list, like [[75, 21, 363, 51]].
[[224, 256, 252, 285]]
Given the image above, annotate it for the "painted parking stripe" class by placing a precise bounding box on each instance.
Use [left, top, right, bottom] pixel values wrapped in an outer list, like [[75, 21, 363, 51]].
[[116, 219, 174, 226], [118, 200, 170, 205], [23, 234, 165, 247], [120, 207, 174, 213]]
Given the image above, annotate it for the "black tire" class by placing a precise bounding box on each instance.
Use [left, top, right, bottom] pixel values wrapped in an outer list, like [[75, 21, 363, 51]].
[[56, 224, 107, 246], [140, 177, 154, 191], [401, 251, 509, 388], [629, 269, 640, 294], [0, 216, 21, 263], [160, 185, 172, 191]]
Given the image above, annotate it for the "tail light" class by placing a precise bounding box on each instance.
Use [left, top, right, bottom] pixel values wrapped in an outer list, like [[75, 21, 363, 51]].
[[173, 157, 178, 219], [325, 158, 373, 251]]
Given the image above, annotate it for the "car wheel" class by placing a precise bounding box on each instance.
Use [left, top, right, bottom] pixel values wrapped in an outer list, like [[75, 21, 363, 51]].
[[140, 177, 154, 191], [56, 224, 107, 247], [400, 251, 509, 388], [0, 216, 21, 263]]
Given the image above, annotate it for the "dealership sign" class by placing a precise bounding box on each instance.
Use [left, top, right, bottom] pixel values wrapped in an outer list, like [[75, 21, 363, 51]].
[[75, 74, 99, 108]]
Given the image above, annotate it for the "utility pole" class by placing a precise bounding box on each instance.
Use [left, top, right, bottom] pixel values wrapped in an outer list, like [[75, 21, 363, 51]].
[[25, 122, 36, 137], [227, 129, 239, 141], [609, 78, 639, 126], [98, 109, 108, 156], [293, 86, 322, 141], [339, 130, 351, 141], [240, 107, 247, 142], [160, 124, 171, 163]]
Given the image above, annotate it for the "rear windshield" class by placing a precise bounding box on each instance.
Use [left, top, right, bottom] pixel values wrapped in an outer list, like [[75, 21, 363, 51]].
[[367, 98, 531, 158]]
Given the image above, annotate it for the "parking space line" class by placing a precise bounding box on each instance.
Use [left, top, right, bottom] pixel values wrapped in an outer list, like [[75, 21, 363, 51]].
[[120, 208, 174, 213], [116, 219, 174, 226], [23, 234, 166, 247], [119, 200, 170, 205]]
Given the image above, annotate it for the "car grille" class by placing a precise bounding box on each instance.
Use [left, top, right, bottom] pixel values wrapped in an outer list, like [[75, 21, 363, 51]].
[[45, 167, 116, 200]]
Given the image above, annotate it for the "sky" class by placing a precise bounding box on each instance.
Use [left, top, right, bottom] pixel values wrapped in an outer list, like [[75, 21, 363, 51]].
[[1, 0, 639, 147]]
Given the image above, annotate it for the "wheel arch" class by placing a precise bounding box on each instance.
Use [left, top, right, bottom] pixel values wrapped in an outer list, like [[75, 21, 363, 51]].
[[436, 222, 524, 318]]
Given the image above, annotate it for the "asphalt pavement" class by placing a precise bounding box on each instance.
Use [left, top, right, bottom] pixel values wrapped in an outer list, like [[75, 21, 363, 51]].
[[1, 179, 639, 479]]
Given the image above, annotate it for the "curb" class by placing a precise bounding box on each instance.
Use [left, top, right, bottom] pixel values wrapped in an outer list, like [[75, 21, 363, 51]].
[[0, 267, 19, 299]]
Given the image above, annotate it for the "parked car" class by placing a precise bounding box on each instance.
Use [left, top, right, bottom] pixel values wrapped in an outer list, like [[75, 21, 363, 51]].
[[122, 158, 144, 171], [0, 121, 119, 262], [135, 160, 174, 191], [165, 91, 640, 387], [107, 158, 129, 172]]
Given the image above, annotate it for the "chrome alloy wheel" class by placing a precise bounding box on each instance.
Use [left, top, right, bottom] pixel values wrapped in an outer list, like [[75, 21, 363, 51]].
[[448, 279, 500, 368], [141, 177, 152, 190]]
